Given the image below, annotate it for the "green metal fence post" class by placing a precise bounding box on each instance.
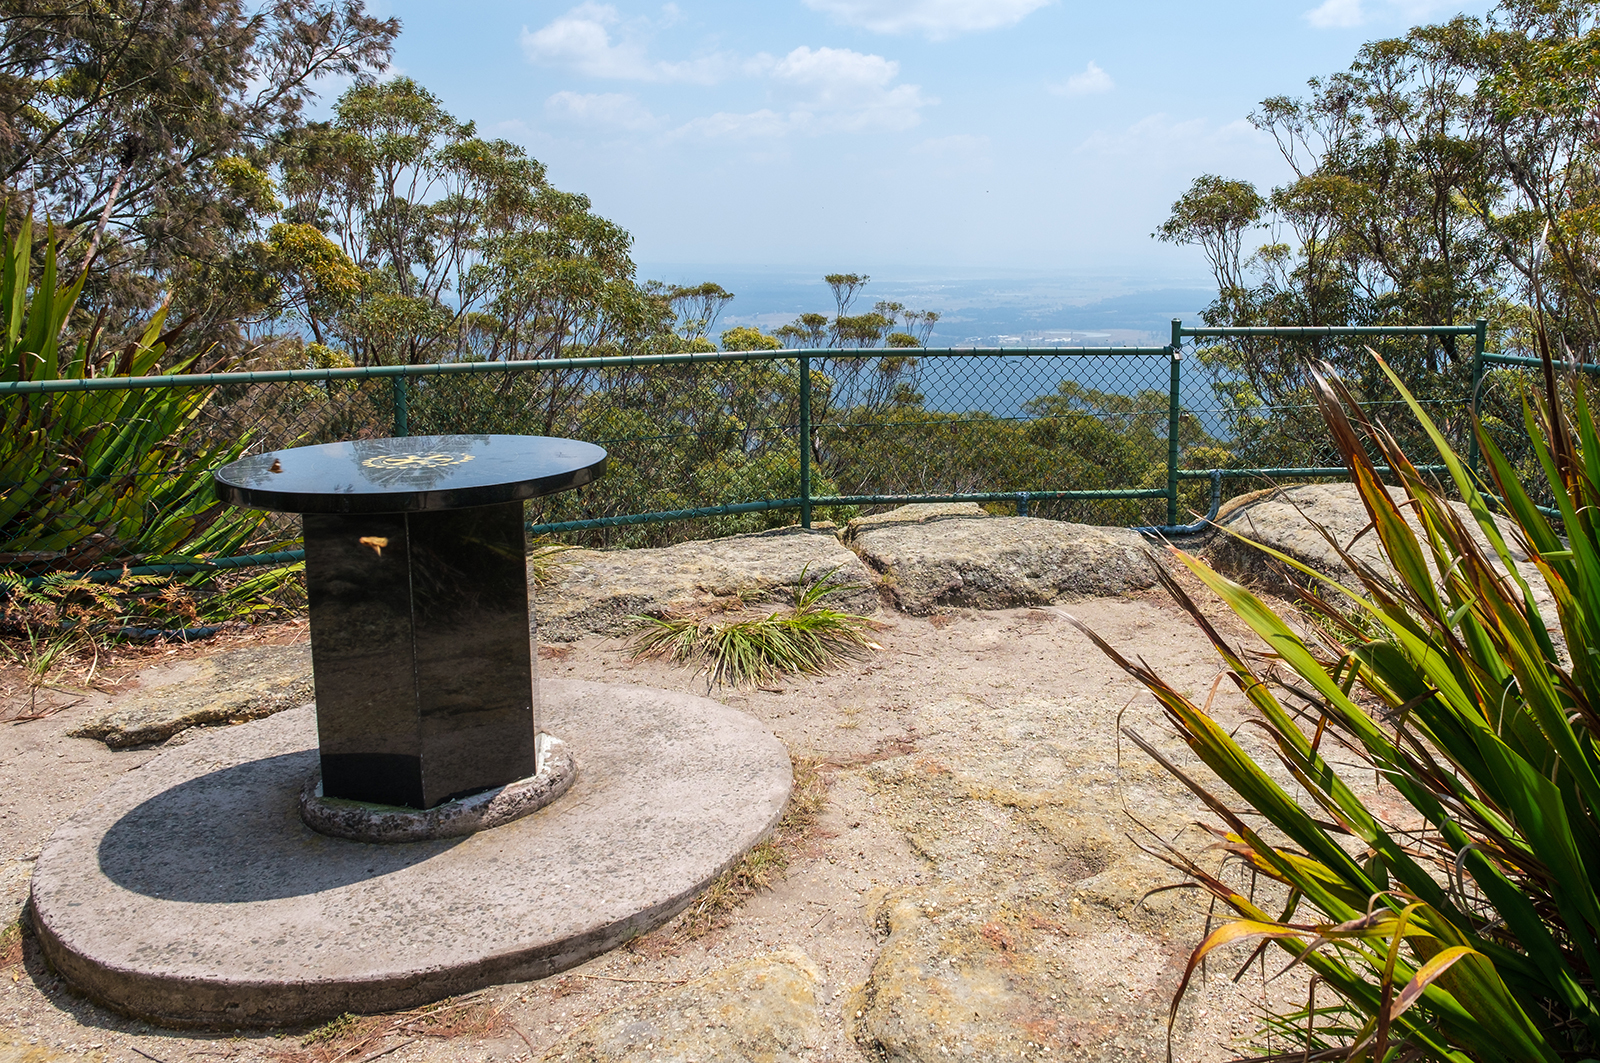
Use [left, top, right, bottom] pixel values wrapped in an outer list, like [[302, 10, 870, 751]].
[[1166, 319, 1183, 527], [1467, 317, 1487, 477], [799, 352, 812, 528], [392, 375, 409, 437]]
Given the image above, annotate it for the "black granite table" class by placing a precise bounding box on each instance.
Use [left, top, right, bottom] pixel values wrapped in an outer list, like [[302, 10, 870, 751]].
[[215, 435, 606, 810]]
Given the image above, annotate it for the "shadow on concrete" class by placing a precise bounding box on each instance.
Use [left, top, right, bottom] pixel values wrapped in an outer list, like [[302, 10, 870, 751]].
[[96, 751, 463, 902]]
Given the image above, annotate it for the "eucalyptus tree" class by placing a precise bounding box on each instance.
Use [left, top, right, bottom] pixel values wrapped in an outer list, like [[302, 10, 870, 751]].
[[274, 78, 671, 365], [1152, 0, 1600, 467], [0, 0, 399, 359]]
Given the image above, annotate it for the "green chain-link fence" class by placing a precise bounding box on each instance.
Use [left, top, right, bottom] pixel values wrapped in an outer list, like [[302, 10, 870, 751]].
[[2, 321, 1506, 624], [1472, 347, 1600, 514]]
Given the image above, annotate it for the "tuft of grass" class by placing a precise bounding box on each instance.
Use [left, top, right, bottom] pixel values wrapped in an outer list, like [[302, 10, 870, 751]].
[[626, 564, 880, 688], [301, 1012, 381, 1048], [675, 754, 828, 939], [1, 919, 22, 969], [0, 626, 94, 721], [528, 541, 578, 586]]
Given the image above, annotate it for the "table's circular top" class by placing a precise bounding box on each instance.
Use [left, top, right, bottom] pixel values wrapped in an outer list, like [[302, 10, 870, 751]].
[[213, 434, 607, 514]]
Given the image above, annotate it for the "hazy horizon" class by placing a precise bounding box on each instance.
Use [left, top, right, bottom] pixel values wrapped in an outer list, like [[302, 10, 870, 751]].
[[633, 262, 1214, 345]]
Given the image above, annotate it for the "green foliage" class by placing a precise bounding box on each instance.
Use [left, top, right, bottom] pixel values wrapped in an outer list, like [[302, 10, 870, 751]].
[[1154, 7, 1600, 468], [1, 0, 399, 361], [275, 78, 673, 366], [720, 326, 782, 351], [1154, 173, 1264, 296], [626, 565, 880, 688], [769, 275, 940, 349], [1078, 330, 1600, 1060], [664, 282, 734, 340], [0, 218, 265, 572]]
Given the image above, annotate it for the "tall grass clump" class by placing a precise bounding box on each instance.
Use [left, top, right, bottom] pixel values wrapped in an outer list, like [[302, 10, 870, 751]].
[[1074, 328, 1600, 1061], [627, 564, 879, 688]]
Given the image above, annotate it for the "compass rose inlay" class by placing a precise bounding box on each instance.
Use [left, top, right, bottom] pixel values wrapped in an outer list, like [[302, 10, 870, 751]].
[[359, 452, 476, 470]]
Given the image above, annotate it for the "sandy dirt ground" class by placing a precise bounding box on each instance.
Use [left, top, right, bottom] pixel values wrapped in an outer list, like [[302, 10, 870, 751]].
[[0, 573, 1331, 1063]]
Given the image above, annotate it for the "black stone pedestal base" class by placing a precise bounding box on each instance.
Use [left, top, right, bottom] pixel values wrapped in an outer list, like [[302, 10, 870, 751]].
[[304, 500, 536, 809]]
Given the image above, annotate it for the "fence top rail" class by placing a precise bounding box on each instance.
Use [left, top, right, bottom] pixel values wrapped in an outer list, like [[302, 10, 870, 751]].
[[1482, 352, 1600, 374], [0, 345, 1177, 395], [1180, 324, 1481, 338]]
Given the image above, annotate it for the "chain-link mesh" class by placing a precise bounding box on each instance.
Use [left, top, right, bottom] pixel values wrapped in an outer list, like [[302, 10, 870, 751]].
[[816, 350, 1175, 526], [1474, 360, 1600, 512], [3, 337, 1496, 628], [1180, 333, 1474, 518]]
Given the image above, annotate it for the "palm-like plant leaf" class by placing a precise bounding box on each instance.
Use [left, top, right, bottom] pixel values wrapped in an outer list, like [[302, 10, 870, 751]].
[[0, 218, 271, 574], [1075, 323, 1600, 1060]]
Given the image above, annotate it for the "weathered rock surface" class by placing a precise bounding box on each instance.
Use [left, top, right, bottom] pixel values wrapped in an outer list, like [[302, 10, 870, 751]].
[[849, 514, 1158, 615], [848, 887, 1175, 1062], [535, 526, 877, 641], [539, 950, 823, 1062], [841, 501, 989, 543], [69, 643, 312, 748], [1207, 483, 1560, 636], [839, 680, 1210, 1063], [0, 1034, 107, 1063]]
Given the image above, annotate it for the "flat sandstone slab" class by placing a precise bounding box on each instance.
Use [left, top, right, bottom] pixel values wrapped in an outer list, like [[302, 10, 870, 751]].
[[541, 950, 823, 1062], [850, 514, 1158, 615], [535, 525, 876, 640], [70, 643, 313, 748], [28, 679, 792, 1026], [1208, 483, 1559, 636]]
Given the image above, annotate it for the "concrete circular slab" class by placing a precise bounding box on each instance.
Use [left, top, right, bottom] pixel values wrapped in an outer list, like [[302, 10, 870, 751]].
[[28, 679, 792, 1027]]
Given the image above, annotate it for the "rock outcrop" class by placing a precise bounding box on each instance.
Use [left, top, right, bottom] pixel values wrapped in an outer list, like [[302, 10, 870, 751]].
[[1207, 483, 1560, 636], [840, 501, 990, 543], [535, 526, 877, 641], [70, 644, 313, 749], [539, 951, 823, 1062], [848, 512, 1158, 615]]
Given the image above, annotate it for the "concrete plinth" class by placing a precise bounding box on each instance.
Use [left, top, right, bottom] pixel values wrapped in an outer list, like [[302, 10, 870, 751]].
[[27, 680, 792, 1027], [297, 734, 577, 843]]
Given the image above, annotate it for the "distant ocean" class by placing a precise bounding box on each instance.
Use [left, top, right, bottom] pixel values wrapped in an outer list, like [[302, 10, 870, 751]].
[[635, 264, 1219, 419], [634, 264, 1216, 348]]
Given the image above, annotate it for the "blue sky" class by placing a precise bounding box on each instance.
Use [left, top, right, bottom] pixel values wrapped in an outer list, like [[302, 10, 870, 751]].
[[367, 0, 1492, 283]]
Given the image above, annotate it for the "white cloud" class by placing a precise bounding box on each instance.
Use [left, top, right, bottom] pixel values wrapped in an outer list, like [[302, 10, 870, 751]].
[[803, 0, 1051, 39], [1304, 0, 1457, 29], [674, 109, 792, 139], [1051, 61, 1112, 97], [521, 3, 729, 83], [1079, 114, 1263, 159], [673, 45, 932, 138], [544, 91, 660, 130], [1305, 0, 1365, 28]]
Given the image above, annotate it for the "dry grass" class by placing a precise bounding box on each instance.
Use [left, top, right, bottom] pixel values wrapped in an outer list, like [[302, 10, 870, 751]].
[[528, 542, 578, 586], [673, 754, 829, 939], [269, 990, 511, 1063], [1, 920, 22, 969]]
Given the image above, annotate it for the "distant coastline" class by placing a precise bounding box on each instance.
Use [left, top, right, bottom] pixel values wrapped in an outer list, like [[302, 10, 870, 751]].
[[635, 264, 1215, 348]]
